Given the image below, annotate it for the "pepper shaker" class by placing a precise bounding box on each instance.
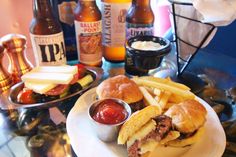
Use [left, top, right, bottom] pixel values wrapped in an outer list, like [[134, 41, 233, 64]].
[[0, 45, 13, 93], [1, 34, 33, 83]]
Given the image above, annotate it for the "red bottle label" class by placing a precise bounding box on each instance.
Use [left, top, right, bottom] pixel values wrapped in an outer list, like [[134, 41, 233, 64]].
[[75, 20, 102, 65]]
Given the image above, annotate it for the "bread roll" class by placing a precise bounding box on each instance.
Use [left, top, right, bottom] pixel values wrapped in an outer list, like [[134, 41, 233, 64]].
[[96, 75, 143, 104], [118, 105, 162, 144], [167, 126, 205, 147], [165, 100, 207, 133]]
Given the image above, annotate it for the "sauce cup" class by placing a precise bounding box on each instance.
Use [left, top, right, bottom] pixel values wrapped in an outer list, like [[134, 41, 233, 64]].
[[88, 98, 132, 142], [125, 35, 171, 76]]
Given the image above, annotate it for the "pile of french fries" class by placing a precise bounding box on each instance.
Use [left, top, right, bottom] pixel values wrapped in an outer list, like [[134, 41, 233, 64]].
[[132, 76, 195, 113], [132, 76, 201, 146]]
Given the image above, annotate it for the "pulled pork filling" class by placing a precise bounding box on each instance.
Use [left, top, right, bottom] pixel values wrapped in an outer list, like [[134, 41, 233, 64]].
[[128, 115, 172, 157]]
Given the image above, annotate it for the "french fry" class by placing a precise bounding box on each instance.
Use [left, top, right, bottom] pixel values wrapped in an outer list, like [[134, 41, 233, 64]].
[[133, 77, 195, 99], [139, 86, 162, 112], [160, 131, 180, 145], [168, 94, 185, 103], [154, 95, 161, 103], [153, 88, 162, 96], [165, 102, 176, 109], [166, 77, 191, 91], [143, 86, 155, 96], [159, 91, 171, 109], [166, 77, 172, 81], [140, 140, 158, 155], [140, 76, 191, 91]]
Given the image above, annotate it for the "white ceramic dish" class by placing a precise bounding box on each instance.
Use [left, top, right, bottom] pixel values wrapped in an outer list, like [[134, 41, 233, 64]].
[[67, 88, 226, 157]]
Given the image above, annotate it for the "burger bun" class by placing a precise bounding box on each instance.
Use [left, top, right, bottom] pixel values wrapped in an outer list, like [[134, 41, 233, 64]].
[[165, 99, 207, 134], [96, 75, 143, 104], [118, 105, 162, 144]]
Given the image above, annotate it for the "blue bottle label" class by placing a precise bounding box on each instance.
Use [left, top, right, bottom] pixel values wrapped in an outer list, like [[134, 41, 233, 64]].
[[57, 0, 78, 60]]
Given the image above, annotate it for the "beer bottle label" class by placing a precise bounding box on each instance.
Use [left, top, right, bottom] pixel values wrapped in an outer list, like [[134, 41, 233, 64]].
[[74, 20, 102, 65], [101, 2, 131, 47], [57, 1, 78, 61], [30, 32, 67, 66], [58, 1, 77, 26], [126, 23, 154, 39]]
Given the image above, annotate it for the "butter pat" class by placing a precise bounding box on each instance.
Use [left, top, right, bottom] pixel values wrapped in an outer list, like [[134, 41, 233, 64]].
[[22, 72, 74, 84], [25, 82, 56, 94], [32, 65, 78, 75]]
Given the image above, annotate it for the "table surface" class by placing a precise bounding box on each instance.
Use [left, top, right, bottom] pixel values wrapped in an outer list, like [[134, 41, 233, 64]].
[[0, 49, 236, 157]]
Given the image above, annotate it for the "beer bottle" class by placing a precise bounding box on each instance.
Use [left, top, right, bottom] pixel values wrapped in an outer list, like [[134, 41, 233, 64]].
[[126, 0, 154, 39], [30, 0, 67, 66], [74, 0, 102, 67], [51, 0, 78, 61], [102, 0, 131, 62]]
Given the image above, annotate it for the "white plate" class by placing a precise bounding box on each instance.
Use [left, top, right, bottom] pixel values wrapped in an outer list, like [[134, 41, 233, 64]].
[[67, 88, 226, 157]]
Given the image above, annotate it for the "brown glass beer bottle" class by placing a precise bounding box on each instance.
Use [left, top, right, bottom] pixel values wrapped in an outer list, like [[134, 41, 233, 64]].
[[74, 0, 102, 67], [126, 0, 154, 39], [30, 0, 67, 66]]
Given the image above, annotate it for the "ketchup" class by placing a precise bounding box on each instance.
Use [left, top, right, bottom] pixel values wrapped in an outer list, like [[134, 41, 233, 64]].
[[92, 99, 128, 124]]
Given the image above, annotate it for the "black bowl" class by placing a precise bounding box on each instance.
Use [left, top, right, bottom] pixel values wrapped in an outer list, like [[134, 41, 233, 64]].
[[125, 35, 171, 76], [8, 69, 98, 109]]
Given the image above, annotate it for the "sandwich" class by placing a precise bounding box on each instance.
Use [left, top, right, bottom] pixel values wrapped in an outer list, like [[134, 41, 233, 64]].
[[17, 65, 94, 104], [118, 99, 207, 157], [164, 99, 207, 147], [117, 105, 171, 157], [96, 75, 144, 111]]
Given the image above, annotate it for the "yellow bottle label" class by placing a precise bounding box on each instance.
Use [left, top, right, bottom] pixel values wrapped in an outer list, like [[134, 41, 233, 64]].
[[75, 20, 102, 65], [101, 2, 131, 47]]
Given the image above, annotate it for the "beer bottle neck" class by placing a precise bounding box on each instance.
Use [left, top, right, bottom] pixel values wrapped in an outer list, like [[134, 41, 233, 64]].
[[132, 0, 151, 7], [33, 0, 54, 18], [79, 0, 97, 8]]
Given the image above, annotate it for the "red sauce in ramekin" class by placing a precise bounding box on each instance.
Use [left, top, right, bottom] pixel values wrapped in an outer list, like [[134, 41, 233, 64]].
[[92, 99, 128, 125]]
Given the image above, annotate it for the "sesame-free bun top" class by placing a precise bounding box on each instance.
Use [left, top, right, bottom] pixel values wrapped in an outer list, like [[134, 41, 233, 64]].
[[96, 75, 143, 104], [118, 105, 162, 145], [165, 99, 207, 133]]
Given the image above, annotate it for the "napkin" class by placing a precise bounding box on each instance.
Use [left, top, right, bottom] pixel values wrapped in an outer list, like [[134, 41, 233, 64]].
[[193, 0, 236, 26]]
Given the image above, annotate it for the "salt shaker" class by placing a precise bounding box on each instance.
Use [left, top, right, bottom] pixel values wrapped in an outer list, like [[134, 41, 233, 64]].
[[1, 34, 33, 83], [0, 45, 13, 93]]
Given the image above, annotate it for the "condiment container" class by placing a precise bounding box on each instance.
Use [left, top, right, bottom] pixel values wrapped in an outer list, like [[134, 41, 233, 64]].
[[125, 35, 171, 76], [88, 98, 132, 142]]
